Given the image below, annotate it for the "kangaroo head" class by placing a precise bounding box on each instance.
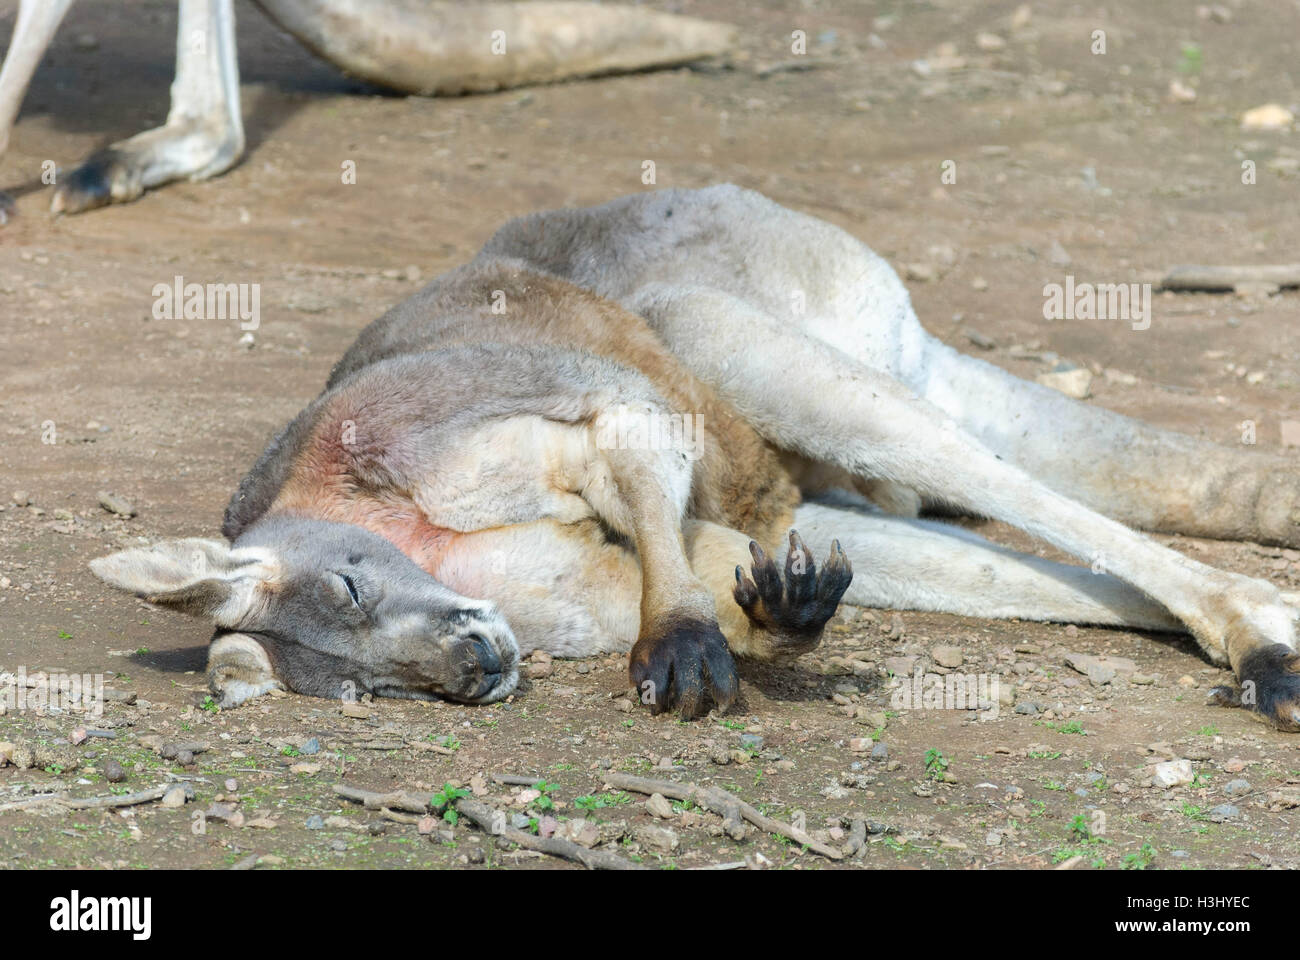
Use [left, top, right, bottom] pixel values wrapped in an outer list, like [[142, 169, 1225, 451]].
[[90, 515, 519, 709]]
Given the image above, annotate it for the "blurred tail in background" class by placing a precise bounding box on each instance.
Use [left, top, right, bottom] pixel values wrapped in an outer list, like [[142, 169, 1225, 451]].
[[0, 0, 733, 217], [257, 0, 735, 95]]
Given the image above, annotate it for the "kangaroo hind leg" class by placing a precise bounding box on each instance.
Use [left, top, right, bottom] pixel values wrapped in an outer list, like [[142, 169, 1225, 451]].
[[635, 285, 1300, 729]]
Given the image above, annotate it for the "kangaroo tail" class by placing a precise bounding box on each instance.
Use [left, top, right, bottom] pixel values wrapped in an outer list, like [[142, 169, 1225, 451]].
[[253, 0, 735, 95]]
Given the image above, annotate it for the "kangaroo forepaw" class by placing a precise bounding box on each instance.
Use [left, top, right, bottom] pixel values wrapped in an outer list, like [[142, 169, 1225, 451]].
[[629, 618, 738, 720], [733, 531, 853, 656]]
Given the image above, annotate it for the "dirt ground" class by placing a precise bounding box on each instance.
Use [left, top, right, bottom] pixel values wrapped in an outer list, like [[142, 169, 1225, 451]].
[[1, 0, 1298, 871]]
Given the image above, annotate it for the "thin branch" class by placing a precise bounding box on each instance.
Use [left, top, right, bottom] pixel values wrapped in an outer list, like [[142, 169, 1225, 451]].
[[456, 797, 645, 871], [490, 773, 548, 786], [332, 783, 428, 813], [379, 808, 423, 825], [332, 782, 645, 870], [64, 782, 193, 810], [604, 772, 844, 860], [0, 782, 192, 813], [0, 794, 64, 813]]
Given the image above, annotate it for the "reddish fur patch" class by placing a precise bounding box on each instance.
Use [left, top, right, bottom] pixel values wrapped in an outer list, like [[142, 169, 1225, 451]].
[[267, 266, 802, 587], [269, 410, 457, 574]]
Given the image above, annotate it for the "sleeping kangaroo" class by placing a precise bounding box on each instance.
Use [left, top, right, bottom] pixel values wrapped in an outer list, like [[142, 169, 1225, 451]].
[[90, 185, 1300, 726]]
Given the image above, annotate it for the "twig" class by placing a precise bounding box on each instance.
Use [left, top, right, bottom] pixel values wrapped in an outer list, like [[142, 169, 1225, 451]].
[[333, 783, 428, 813], [1160, 264, 1300, 292], [455, 797, 645, 871], [62, 782, 192, 810], [0, 782, 192, 813], [687, 861, 748, 871], [604, 772, 843, 860], [490, 773, 547, 786], [603, 773, 747, 840], [0, 794, 64, 813], [332, 783, 642, 869], [378, 808, 423, 825]]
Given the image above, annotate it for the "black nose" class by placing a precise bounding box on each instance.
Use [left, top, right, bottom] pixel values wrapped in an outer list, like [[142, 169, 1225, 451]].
[[470, 635, 502, 675]]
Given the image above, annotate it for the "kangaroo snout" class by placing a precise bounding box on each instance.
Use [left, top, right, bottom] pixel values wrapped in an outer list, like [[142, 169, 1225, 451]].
[[440, 605, 519, 704]]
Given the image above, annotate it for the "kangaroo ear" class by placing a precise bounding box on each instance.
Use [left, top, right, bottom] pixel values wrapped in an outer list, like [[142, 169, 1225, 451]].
[[90, 539, 278, 627]]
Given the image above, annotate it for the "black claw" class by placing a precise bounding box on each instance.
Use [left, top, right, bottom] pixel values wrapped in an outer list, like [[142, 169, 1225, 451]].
[[748, 540, 782, 606], [733, 565, 758, 607], [785, 530, 818, 607], [817, 539, 854, 610]]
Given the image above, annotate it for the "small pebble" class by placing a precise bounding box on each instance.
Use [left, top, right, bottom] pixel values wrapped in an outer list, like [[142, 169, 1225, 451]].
[[932, 645, 964, 669], [160, 786, 188, 808], [97, 491, 137, 517], [645, 793, 675, 819]]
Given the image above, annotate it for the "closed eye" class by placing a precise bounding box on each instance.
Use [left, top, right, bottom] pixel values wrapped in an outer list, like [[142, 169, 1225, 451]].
[[339, 573, 362, 608]]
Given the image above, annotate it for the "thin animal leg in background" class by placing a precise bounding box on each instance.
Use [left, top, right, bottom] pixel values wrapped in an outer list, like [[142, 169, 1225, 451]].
[[51, 0, 244, 213], [0, 0, 75, 220]]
